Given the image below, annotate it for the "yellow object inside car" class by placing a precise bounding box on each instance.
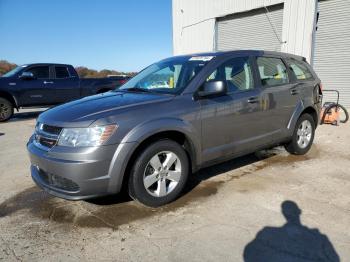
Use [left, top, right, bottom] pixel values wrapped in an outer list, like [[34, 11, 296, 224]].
[[169, 77, 174, 88]]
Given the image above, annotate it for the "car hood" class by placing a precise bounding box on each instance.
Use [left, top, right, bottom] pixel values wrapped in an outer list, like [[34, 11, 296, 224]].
[[38, 91, 173, 127]]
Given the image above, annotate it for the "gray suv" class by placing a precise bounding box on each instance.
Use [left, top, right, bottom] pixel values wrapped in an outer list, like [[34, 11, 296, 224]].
[[27, 50, 322, 207]]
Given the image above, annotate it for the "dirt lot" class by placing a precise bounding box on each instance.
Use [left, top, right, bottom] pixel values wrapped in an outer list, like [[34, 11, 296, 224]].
[[0, 109, 349, 261]]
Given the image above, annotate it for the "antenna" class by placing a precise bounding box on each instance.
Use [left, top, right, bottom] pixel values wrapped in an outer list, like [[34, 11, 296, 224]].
[[263, 5, 286, 45]]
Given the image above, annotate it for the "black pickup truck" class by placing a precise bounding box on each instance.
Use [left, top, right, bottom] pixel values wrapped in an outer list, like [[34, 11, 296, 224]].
[[0, 63, 129, 121]]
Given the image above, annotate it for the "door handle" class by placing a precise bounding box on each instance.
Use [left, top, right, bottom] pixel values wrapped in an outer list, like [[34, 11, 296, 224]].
[[43, 81, 54, 84], [290, 89, 299, 95], [247, 97, 259, 103]]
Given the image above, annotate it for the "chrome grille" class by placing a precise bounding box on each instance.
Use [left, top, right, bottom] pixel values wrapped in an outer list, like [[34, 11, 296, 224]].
[[34, 123, 62, 149]]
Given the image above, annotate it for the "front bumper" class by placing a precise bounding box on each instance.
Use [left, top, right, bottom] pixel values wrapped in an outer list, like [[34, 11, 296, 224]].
[[27, 136, 135, 200]]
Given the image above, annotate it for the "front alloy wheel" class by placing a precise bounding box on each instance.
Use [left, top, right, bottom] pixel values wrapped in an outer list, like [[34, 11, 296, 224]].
[[128, 140, 189, 207], [143, 151, 182, 197]]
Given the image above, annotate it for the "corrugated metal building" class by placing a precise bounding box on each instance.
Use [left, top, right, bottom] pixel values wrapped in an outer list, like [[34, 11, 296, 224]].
[[172, 0, 350, 108]]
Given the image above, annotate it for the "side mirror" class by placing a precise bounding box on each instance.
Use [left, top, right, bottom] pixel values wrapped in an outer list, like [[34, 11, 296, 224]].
[[197, 80, 227, 98], [19, 72, 35, 80]]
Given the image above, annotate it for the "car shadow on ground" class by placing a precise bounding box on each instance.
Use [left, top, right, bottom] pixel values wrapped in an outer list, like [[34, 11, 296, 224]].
[[243, 200, 340, 262], [0, 149, 277, 217], [88, 146, 319, 207], [0, 147, 318, 229], [87, 150, 274, 206]]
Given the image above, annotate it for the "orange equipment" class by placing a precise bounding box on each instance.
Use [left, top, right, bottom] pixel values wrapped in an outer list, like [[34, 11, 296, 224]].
[[319, 89, 349, 125], [320, 102, 340, 125]]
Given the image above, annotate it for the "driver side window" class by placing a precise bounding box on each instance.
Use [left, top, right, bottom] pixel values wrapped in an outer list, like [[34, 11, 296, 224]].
[[205, 56, 254, 93], [25, 66, 50, 79]]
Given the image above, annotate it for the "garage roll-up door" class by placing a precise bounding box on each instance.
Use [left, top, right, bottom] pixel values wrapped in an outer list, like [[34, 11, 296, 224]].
[[216, 4, 284, 52], [313, 0, 350, 109]]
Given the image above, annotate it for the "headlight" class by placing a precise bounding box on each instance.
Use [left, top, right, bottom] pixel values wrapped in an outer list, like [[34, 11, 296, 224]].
[[57, 125, 117, 147]]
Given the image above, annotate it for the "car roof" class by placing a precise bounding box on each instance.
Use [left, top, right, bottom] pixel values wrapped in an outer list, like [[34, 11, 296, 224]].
[[171, 50, 305, 61], [20, 63, 72, 67]]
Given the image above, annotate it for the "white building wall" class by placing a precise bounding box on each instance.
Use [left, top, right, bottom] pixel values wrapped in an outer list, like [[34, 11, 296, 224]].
[[172, 0, 317, 62]]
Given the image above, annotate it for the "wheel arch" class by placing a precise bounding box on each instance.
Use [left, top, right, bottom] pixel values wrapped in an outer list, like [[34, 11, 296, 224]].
[[108, 119, 201, 194], [125, 130, 197, 175], [0, 91, 18, 109], [288, 101, 319, 133], [301, 106, 318, 127]]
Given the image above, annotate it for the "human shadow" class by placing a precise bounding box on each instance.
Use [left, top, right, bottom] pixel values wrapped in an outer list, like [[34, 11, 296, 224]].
[[243, 200, 340, 262]]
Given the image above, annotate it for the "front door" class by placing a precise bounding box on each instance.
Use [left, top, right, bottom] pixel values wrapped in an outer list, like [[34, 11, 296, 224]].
[[199, 56, 266, 163], [255, 56, 300, 141], [18, 65, 56, 106]]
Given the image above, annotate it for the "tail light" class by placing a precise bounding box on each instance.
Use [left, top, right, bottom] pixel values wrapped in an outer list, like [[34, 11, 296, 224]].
[[319, 83, 323, 92], [119, 79, 127, 85]]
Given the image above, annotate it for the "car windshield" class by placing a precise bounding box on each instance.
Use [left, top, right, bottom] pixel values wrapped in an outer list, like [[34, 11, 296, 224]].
[[1, 66, 25, 78], [119, 56, 214, 94]]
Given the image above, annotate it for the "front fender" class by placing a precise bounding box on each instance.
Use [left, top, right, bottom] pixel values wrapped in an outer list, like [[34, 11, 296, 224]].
[[107, 118, 201, 194], [122, 117, 202, 166], [0, 88, 19, 109]]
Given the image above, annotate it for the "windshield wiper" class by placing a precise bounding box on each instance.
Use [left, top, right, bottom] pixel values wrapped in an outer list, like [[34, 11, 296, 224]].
[[122, 87, 152, 93]]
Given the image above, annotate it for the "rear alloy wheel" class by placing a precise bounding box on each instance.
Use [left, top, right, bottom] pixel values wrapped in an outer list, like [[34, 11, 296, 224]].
[[128, 140, 189, 207], [0, 98, 14, 122], [296, 120, 313, 149], [285, 113, 315, 155]]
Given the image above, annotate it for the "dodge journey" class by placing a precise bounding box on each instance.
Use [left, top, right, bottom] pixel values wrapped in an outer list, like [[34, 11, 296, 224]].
[[27, 50, 322, 207]]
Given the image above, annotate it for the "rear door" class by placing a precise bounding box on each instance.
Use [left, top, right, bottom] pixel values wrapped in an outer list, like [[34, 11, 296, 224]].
[[199, 56, 267, 163], [51, 65, 80, 103], [254, 56, 300, 140], [285, 58, 317, 103], [17, 65, 55, 106]]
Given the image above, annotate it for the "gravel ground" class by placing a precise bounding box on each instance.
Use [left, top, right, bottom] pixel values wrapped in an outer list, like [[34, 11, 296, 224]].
[[0, 109, 349, 261]]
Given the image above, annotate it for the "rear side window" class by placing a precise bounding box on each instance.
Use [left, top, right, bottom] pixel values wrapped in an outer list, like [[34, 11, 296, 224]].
[[257, 57, 289, 87], [287, 59, 314, 81], [25, 66, 49, 79], [206, 56, 254, 92], [55, 66, 70, 78]]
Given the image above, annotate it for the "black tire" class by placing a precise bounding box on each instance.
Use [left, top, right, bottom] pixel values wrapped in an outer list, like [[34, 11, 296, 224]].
[[336, 104, 348, 123], [0, 97, 14, 122], [128, 140, 189, 207], [284, 113, 315, 155]]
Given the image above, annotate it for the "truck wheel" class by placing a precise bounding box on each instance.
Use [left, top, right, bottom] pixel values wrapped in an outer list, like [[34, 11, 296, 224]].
[[0, 98, 14, 122], [284, 113, 315, 155], [128, 140, 189, 207]]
